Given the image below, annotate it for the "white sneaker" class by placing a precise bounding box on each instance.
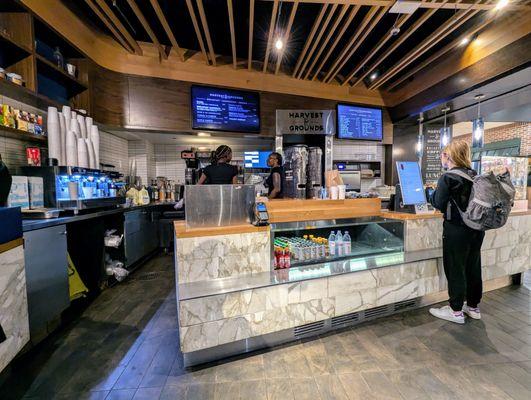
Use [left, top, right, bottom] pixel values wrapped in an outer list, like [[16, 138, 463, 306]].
[[429, 305, 465, 324], [463, 305, 481, 320]]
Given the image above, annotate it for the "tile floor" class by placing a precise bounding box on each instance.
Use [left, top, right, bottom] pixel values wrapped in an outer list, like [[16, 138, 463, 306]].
[[0, 255, 529, 400]]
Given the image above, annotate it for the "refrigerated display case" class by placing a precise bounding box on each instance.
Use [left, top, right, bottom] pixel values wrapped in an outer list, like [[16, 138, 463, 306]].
[[270, 216, 404, 269]]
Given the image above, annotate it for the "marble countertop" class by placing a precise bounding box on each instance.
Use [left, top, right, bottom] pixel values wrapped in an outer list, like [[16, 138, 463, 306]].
[[177, 248, 442, 301], [22, 202, 179, 232]]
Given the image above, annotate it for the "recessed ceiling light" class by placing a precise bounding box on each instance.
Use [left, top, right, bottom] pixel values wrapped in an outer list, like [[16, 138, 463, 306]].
[[460, 37, 470, 46], [495, 0, 509, 10], [197, 132, 211, 137], [275, 38, 283, 50], [370, 72, 378, 80]]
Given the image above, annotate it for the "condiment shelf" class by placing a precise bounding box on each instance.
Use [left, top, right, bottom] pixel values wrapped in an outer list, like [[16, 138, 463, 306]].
[[0, 125, 46, 143], [35, 54, 87, 96]]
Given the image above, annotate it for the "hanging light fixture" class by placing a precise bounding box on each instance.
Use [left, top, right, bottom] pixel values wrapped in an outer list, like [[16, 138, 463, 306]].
[[416, 113, 424, 160], [440, 107, 451, 148], [274, 1, 284, 52], [472, 94, 485, 149]]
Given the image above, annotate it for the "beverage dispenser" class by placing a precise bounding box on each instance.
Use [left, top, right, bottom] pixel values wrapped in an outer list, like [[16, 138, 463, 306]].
[[275, 110, 335, 198]]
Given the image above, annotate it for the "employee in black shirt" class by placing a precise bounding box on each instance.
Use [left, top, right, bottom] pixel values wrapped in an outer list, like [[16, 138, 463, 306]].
[[426, 139, 484, 324], [197, 145, 238, 185], [265, 152, 284, 199]]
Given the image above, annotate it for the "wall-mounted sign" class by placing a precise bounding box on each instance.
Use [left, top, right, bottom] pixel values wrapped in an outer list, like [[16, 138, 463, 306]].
[[276, 110, 335, 135], [422, 126, 444, 184]]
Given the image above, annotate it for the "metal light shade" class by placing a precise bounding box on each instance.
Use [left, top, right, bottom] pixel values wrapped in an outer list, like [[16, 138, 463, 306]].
[[472, 117, 484, 148]]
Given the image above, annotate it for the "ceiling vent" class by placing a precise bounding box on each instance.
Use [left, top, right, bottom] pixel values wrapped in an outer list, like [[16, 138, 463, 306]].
[[389, 1, 422, 14]]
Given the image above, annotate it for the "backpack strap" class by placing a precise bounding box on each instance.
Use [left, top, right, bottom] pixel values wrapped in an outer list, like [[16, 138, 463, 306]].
[[444, 169, 474, 182]]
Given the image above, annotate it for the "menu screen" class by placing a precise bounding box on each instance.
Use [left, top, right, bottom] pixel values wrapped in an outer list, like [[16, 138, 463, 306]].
[[244, 151, 270, 168], [337, 104, 382, 141], [396, 161, 427, 205], [191, 85, 260, 133]]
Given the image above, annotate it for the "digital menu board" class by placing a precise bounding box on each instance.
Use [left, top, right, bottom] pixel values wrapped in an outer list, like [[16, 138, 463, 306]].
[[337, 104, 383, 141], [191, 85, 260, 133]]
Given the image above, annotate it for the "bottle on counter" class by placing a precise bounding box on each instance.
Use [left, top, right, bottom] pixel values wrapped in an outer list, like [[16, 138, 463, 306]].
[[336, 231, 343, 257], [328, 231, 336, 256], [283, 248, 291, 268], [343, 231, 352, 255], [159, 184, 166, 202]]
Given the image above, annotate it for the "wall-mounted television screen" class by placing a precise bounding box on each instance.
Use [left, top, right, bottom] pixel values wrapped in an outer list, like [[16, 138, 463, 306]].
[[243, 151, 270, 169], [191, 85, 260, 133], [336, 103, 383, 141]]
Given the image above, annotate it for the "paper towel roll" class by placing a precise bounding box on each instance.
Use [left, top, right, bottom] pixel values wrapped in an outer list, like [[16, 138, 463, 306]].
[[58, 113, 66, 165], [47, 107, 61, 163], [66, 130, 78, 166], [90, 125, 100, 169], [77, 114, 86, 139], [77, 138, 89, 168]]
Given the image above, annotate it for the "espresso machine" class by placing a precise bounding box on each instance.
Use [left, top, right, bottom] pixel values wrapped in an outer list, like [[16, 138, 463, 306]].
[[20, 166, 125, 212], [182, 150, 213, 185]]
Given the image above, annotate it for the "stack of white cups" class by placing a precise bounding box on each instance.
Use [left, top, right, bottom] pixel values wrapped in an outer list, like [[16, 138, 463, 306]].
[[52, 106, 100, 169], [46, 107, 61, 164]]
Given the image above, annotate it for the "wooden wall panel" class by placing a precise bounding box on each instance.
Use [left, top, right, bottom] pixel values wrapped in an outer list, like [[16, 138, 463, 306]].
[[90, 65, 393, 143]]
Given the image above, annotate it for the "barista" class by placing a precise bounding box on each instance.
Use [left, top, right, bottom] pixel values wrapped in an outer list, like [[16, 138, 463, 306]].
[[265, 152, 285, 199], [197, 145, 238, 185]]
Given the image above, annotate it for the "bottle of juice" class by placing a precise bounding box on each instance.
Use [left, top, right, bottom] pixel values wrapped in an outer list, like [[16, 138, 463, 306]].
[[284, 248, 291, 268]]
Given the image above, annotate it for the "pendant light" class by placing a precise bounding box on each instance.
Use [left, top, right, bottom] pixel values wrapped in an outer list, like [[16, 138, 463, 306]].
[[472, 94, 485, 149], [416, 113, 424, 160], [440, 107, 451, 148]]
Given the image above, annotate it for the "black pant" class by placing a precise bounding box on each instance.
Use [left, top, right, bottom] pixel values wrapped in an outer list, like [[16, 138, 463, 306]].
[[442, 221, 485, 311]]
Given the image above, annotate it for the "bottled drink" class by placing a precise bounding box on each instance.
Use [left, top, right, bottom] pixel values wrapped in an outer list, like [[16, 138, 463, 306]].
[[283, 248, 291, 268], [343, 231, 352, 255], [328, 231, 336, 256], [336, 231, 343, 256]]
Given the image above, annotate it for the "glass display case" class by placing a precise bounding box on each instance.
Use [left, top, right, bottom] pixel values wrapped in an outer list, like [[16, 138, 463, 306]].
[[270, 216, 404, 269]]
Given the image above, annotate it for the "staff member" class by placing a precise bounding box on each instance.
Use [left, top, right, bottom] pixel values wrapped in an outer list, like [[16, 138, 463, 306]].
[[197, 145, 238, 185], [265, 152, 285, 199], [427, 140, 484, 324]]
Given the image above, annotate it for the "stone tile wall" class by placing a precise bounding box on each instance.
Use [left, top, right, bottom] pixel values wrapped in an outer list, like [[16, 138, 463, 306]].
[[0, 245, 30, 373], [175, 231, 271, 283]]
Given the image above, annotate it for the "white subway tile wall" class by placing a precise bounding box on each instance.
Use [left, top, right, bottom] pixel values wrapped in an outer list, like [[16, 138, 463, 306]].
[[154, 144, 187, 183], [99, 131, 128, 174]]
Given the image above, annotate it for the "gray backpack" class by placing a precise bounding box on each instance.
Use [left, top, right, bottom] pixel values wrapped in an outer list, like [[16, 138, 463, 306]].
[[445, 169, 515, 231]]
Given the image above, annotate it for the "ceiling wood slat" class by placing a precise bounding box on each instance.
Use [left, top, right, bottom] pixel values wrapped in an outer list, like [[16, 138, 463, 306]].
[[351, 0, 448, 86], [185, 0, 210, 64], [84, 0, 133, 53], [292, 4, 328, 77], [370, 1, 484, 89], [275, 0, 299, 75], [196, 0, 216, 66], [331, 5, 390, 84], [311, 5, 360, 81], [129, 0, 166, 60], [248, 0, 255, 70], [322, 6, 380, 83], [386, 18, 493, 91], [303, 5, 349, 80], [148, 0, 184, 61], [93, 0, 142, 55], [227, 0, 237, 68], [296, 4, 339, 79], [340, 8, 418, 85], [263, 0, 279, 73]]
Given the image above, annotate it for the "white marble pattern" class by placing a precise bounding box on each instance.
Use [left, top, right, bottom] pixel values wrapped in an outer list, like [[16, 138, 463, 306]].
[[0, 245, 30, 373], [176, 231, 270, 283], [405, 218, 443, 252]]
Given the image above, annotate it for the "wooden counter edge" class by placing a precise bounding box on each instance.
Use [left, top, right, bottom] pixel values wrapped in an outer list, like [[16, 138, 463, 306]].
[[174, 221, 269, 238], [0, 238, 23, 255]]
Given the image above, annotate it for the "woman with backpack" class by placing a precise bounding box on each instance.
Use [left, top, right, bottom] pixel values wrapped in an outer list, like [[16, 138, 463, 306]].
[[426, 140, 484, 324]]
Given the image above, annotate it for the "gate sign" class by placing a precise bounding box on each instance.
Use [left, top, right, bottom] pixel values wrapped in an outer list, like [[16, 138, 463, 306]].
[[276, 110, 336, 135]]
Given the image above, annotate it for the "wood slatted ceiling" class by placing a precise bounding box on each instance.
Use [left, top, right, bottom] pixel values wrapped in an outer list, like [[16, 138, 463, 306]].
[[69, 0, 530, 93]]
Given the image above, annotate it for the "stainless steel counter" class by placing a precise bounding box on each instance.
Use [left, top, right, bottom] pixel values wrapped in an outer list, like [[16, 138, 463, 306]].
[[22, 202, 179, 232]]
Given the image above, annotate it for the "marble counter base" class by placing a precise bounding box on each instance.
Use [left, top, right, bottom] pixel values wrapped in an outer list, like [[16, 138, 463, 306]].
[[176, 231, 271, 283], [0, 245, 30, 373]]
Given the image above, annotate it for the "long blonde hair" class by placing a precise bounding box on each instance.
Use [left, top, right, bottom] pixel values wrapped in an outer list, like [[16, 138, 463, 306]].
[[443, 139, 471, 169]]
